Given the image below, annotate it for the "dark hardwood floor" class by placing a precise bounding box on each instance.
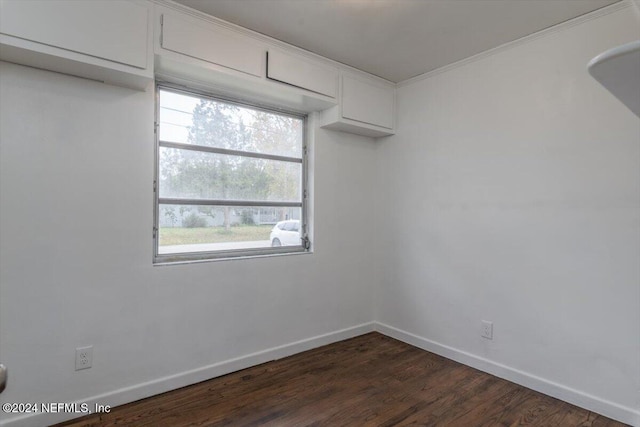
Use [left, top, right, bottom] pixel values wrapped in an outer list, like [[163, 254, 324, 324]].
[[55, 333, 627, 427]]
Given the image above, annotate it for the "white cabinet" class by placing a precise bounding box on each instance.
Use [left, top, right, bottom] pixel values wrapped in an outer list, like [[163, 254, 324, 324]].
[[0, 0, 396, 133], [155, 2, 394, 137], [342, 76, 394, 129], [154, 6, 337, 113], [0, 0, 153, 90], [160, 12, 263, 77], [267, 49, 338, 98], [322, 74, 395, 137]]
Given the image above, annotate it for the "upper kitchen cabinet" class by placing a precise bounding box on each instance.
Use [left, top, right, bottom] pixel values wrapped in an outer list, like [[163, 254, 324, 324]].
[[159, 10, 263, 78], [322, 73, 396, 138], [0, 0, 395, 134], [0, 0, 153, 90]]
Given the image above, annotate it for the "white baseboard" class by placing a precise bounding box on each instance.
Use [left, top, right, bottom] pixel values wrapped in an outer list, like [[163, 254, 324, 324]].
[[374, 321, 639, 427], [0, 322, 375, 427], [5, 321, 636, 427]]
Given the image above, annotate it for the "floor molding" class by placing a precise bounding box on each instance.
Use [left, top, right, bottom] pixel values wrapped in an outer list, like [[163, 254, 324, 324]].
[[4, 321, 636, 427], [0, 322, 375, 427], [374, 321, 639, 427]]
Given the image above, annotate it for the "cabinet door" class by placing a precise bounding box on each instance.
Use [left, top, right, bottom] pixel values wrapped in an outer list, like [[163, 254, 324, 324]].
[[0, 0, 148, 69], [161, 12, 263, 77], [267, 49, 338, 98], [342, 75, 394, 129]]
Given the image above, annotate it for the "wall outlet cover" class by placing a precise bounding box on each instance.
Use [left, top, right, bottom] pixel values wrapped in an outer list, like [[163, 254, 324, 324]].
[[75, 346, 93, 371], [481, 320, 493, 340]]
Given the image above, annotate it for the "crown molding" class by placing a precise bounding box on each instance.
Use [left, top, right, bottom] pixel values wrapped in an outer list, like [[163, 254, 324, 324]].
[[397, 0, 632, 88]]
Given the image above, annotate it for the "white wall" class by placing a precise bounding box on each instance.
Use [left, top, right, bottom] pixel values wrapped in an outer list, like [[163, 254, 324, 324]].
[[2, 3, 639, 427], [374, 6, 640, 424], [0, 62, 376, 425]]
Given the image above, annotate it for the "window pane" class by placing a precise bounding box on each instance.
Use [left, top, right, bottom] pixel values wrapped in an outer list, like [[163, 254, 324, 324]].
[[155, 86, 307, 262], [158, 204, 302, 254], [159, 147, 301, 202], [159, 90, 303, 158]]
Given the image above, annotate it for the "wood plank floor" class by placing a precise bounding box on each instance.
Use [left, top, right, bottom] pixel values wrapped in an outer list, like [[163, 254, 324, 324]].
[[55, 333, 628, 427]]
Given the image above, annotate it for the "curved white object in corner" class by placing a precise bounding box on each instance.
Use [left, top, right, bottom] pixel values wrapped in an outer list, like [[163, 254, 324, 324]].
[[588, 40, 640, 118]]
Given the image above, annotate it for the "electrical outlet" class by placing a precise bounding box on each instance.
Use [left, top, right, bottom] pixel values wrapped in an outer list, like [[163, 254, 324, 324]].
[[75, 346, 93, 371], [481, 320, 493, 340]]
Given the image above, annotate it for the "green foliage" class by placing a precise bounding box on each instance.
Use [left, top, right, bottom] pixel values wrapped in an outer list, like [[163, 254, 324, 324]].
[[240, 210, 255, 225], [182, 212, 207, 228], [163, 206, 177, 226]]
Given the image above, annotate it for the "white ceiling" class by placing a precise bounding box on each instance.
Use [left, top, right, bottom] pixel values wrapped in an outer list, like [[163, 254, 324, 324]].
[[174, 0, 620, 83]]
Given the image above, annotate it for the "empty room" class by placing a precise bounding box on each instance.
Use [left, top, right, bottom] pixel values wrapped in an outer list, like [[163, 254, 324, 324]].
[[0, 0, 638, 426]]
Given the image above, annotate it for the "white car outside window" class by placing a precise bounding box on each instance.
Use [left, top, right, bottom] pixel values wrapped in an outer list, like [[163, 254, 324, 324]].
[[270, 220, 301, 247]]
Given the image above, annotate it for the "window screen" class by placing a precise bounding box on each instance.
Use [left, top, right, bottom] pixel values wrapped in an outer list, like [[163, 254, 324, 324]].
[[154, 86, 308, 263]]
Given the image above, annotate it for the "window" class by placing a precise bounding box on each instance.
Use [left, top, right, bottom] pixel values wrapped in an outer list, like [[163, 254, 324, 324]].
[[154, 85, 308, 263]]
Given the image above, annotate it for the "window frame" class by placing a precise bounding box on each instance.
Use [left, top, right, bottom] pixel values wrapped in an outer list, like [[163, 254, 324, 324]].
[[153, 83, 310, 264]]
